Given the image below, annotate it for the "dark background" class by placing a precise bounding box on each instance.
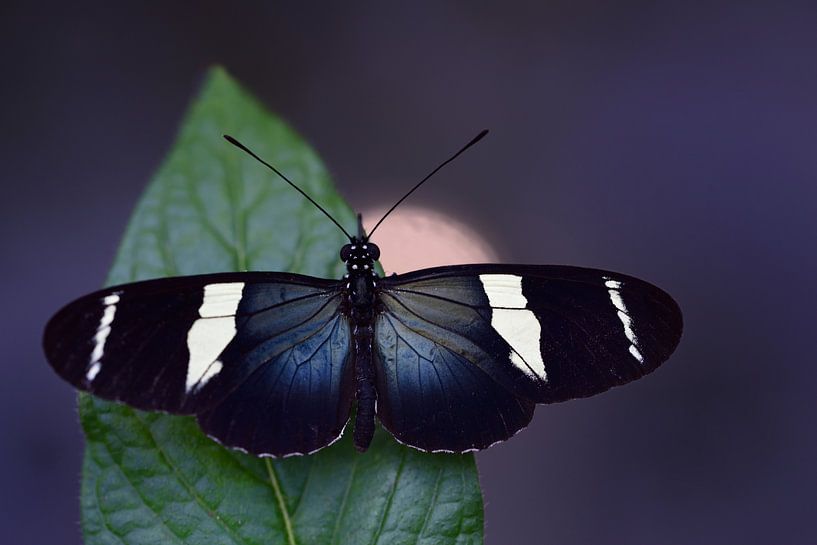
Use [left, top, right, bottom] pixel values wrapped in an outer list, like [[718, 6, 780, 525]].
[[3, 2, 816, 543]]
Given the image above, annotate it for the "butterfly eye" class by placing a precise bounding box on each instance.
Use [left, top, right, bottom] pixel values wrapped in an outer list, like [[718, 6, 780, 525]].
[[340, 244, 352, 262], [367, 243, 380, 261]]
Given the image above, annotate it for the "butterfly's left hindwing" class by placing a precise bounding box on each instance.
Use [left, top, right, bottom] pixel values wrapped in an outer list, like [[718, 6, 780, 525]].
[[374, 308, 536, 453], [374, 264, 682, 452], [43, 272, 353, 456]]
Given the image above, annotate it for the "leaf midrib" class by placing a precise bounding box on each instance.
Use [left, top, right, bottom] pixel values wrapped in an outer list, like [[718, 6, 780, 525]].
[[265, 458, 297, 545], [371, 449, 408, 544]]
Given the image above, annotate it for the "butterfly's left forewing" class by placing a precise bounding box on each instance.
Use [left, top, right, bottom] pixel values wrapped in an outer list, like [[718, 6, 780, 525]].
[[375, 264, 682, 453], [44, 272, 353, 456]]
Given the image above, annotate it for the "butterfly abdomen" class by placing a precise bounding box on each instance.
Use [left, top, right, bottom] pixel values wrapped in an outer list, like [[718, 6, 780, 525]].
[[352, 322, 376, 452]]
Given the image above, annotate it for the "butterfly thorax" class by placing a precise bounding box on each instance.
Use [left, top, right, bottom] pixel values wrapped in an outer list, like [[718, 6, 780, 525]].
[[340, 239, 380, 311]]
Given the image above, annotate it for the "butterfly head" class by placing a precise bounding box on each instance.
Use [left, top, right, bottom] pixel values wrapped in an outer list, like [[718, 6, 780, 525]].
[[340, 240, 380, 272]]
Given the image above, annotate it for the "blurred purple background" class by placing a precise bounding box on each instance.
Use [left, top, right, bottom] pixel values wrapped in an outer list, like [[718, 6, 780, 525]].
[[3, 2, 816, 543]]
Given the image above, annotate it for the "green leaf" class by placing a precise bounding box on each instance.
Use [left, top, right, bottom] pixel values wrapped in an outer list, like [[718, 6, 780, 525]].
[[78, 67, 484, 545]]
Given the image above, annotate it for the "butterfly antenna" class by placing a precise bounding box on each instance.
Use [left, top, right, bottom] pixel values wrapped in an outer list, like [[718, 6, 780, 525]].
[[367, 129, 489, 238], [223, 135, 353, 240]]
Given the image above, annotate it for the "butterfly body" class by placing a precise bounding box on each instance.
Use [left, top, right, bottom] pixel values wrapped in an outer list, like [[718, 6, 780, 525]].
[[340, 235, 382, 452]]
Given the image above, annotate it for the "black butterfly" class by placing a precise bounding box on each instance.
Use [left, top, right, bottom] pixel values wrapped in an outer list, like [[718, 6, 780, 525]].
[[43, 131, 682, 457]]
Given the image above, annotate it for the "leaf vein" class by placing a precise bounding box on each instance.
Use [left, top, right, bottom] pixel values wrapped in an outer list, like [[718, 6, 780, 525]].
[[372, 448, 408, 544], [414, 464, 445, 544], [184, 175, 236, 258], [132, 411, 249, 545], [265, 458, 297, 545], [91, 474, 129, 545], [90, 420, 187, 544], [329, 453, 360, 545]]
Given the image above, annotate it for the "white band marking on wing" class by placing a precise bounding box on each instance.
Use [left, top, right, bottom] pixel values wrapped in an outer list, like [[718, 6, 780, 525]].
[[603, 277, 644, 364], [86, 293, 120, 382], [479, 274, 547, 381], [185, 282, 244, 393]]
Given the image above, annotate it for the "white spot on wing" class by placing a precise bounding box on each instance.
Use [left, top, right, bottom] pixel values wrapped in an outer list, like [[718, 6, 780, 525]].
[[85, 293, 120, 382], [86, 361, 102, 381], [603, 277, 644, 364], [479, 274, 546, 381], [198, 282, 245, 317], [185, 283, 244, 393]]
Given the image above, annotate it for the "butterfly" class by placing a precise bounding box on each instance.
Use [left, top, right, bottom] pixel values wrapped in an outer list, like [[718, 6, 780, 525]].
[[43, 130, 683, 457]]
